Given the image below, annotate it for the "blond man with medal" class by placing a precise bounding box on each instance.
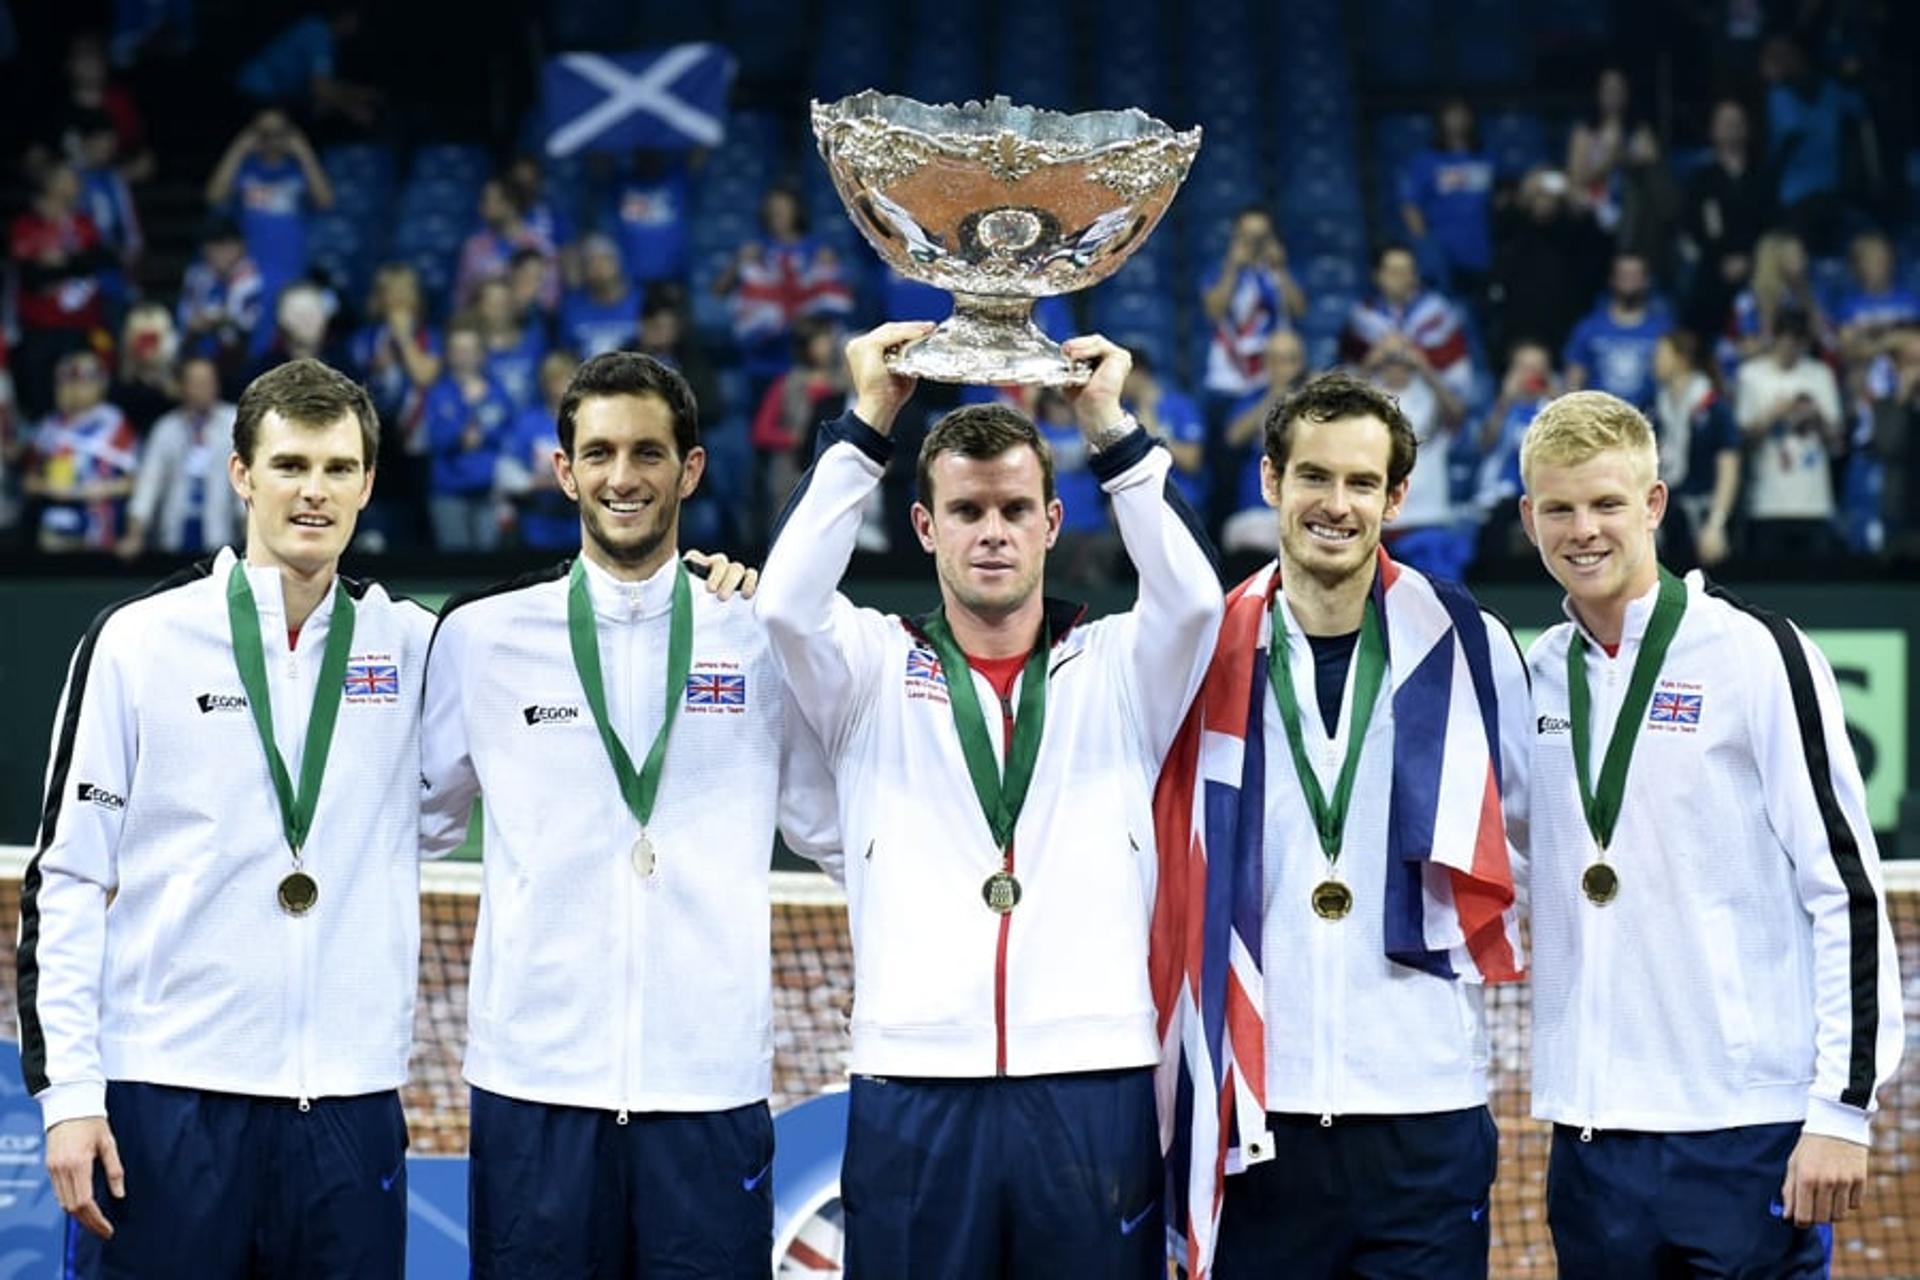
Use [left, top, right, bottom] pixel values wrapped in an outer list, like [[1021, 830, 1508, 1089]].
[[1152, 372, 1530, 1279], [756, 323, 1223, 1277], [419, 351, 839, 1277], [17, 359, 432, 1277], [1518, 390, 1902, 1276]]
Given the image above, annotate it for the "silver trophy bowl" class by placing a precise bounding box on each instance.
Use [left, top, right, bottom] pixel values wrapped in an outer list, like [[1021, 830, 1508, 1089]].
[[811, 91, 1201, 385]]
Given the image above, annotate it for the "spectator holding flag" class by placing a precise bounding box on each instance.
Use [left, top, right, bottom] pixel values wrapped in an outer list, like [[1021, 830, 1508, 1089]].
[[1201, 207, 1307, 524], [22, 352, 138, 554], [716, 187, 855, 413], [453, 179, 559, 313], [1339, 244, 1474, 402]]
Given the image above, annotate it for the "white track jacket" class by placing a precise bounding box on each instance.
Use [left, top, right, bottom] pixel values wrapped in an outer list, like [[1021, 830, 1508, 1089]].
[[20, 548, 435, 1127], [420, 555, 840, 1113], [1527, 571, 1902, 1144], [757, 413, 1223, 1079]]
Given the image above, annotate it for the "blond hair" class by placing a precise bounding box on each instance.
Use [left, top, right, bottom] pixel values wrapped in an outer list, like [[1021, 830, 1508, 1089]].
[[1520, 390, 1659, 490], [1750, 230, 1809, 327]]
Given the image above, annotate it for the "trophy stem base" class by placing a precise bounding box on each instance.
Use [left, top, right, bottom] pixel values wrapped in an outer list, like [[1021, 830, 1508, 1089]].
[[887, 294, 1091, 387]]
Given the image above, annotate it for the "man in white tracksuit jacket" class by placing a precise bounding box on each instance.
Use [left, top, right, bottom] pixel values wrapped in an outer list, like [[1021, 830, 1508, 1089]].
[[757, 323, 1224, 1278], [18, 359, 433, 1277], [419, 350, 838, 1278], [1518, 390, 1902, 1276]]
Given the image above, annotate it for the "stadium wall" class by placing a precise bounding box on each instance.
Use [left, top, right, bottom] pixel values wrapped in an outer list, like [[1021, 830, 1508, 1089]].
[[1, 573, 1911, 848]]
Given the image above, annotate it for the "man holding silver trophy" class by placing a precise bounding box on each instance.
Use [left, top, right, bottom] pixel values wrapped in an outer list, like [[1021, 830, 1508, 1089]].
[[757, 93, 1221, 1277], [757, 316, 1222, 1275]]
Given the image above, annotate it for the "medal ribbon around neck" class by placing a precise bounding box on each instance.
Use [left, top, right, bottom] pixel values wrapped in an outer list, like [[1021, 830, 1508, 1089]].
[[919, 611, 1049, 851], [567, 557, 693, 835], [1267, 597, 1388, 868], [226, 562, 356, 860], [1566, 567, 1688, 851]]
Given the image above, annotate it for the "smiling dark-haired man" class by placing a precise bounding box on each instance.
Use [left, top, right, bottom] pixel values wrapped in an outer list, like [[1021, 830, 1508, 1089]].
[[1156, 370, 1530, 1280], [20, 357, 434, 1278], [419, 349, 839, 1278]]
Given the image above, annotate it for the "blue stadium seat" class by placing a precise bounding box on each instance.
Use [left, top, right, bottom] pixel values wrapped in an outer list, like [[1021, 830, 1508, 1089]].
[[1531, 0, 1612, 44], [1446, 0, 1529, 86], [1374, 113, 1435, 166], [1900, 257, 1920, 300], [1483, 111, 1551, 177], [1302, 255, 1362, 297], [399, 178, 480, 221], [996, 64, 1075, 112], [322, 143, 397, 193], [1305, 292, 1354, 337], [410, 144, 492, 188], [1361, 0, 1438, 85], [1811, 256, 1851, 305], [1280, 173, 1363, 221], [722, 0, 809, 80]]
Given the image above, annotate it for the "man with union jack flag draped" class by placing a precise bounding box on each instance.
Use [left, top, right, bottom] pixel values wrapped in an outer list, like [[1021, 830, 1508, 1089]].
[[1152, 371, 1531, 1279], [1518, 390, 1901, 1277]]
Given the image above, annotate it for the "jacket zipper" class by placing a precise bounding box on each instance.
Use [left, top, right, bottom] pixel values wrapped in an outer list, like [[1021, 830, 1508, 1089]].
[[994, 685, 1015, 1077], [616, 596, 639, 1124], [284, 625, 314, 1112], [1577, 650, 1622, 1143]]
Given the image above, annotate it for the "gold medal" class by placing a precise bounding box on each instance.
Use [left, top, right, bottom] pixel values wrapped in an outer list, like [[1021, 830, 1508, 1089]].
[[632, 832, 657, 878], [982, 871, 1021, 914], [1311, 879, 1353, 920], [1582, 863, 1618, 905], [277, 870, 319, 916]]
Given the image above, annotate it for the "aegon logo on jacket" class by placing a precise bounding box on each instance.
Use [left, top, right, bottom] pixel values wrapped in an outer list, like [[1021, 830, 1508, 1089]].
[[195, 692, 249, 714], [74, 782, 125, 810], [523, 704, 581, 726]]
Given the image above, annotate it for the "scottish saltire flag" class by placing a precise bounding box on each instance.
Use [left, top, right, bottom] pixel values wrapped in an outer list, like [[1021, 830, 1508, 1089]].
[[543, 45, 736, 158], [1150, 549, 1523, 1278]]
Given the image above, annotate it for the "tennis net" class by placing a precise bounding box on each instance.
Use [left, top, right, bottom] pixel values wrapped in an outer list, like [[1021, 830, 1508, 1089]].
[[1, 853, 1915, 1276]]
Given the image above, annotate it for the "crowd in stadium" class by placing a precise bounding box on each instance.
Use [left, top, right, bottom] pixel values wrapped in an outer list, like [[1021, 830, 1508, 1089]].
[[0, 1, 1917, 581]]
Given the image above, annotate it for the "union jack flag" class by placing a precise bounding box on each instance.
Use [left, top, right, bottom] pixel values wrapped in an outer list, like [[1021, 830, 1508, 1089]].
[[905, 648, 945, 685], [686, 672, 747, 706], [1151, 550, 1522, 1277], [1649, 691, 1703, 725], [343, 663, 399, 698]]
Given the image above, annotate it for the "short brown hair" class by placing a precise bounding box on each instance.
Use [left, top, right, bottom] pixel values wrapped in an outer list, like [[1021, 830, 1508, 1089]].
[[557, 351, 700, 459], [1521, 390, 1658, 491], [233, 358, 379, 466], [1263, 370, 1419, 490], [916, 403, 1056, 507]]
